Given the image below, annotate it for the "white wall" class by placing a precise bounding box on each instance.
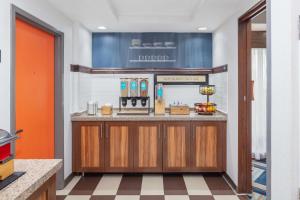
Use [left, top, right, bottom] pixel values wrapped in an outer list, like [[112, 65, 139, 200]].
[[74, 73, 211, 111], [299, 9, 300, 190], [72, 22, 92, 66], [296, 0, 300, 190], [212, 0, 260, 185], [269, 0, 300, 199], [0, 0, 91, 185], [71, 22, 92, 112]]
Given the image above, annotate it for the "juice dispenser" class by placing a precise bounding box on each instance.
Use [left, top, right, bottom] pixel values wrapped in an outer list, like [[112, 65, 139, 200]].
[[120, 78, 129, 107], [130, 78, 138, 106], [140, 78, 149, 107], [155, 84, 165, 115]]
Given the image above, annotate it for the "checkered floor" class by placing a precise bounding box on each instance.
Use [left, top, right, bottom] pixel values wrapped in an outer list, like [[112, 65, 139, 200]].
[[56, 174, 248, 200]]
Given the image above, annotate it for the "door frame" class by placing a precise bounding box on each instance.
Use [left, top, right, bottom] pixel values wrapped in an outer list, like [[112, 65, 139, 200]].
[[237, 0, 266, 193], [11, 5, 65, 189]]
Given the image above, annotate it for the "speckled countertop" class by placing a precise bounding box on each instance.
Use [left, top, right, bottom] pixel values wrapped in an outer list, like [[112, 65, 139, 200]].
[[0, 159, 62, 200], [71, 111, 227, 121]]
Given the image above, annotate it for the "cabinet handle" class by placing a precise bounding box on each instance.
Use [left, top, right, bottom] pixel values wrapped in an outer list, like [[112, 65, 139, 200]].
[[106, 126, 109, 139], [192, 126, 195, 139], [158, 125, 161, 139], [100, 124, 103, 139]]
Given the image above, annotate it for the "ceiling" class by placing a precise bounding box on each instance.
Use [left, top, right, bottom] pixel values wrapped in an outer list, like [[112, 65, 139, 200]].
[[47, 0, 251, 32]]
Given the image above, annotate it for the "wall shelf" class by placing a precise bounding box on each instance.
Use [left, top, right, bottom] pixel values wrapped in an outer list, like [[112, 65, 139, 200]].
[[129, 60, 177, 63], [70, 64, 228, 75], [129, 46, 177, 50]]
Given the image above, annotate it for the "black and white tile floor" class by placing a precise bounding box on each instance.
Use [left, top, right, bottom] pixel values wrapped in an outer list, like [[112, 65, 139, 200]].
[[56, 174, 249, 200]]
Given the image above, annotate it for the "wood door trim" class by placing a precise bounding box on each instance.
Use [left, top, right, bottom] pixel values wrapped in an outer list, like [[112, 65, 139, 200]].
[[238, 0, 266, 193], [239, 0, 266, 22]]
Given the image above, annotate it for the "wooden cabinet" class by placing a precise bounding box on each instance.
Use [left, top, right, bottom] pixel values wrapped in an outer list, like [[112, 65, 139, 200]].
[[72, 122, 104, 172], [72, 120, 226, 173], [105, 122, 133, 171], [163, 122, 190, 171], [190, 122, 226, 171], [134, 123, 162, 172], [28, 175, 56, 200]]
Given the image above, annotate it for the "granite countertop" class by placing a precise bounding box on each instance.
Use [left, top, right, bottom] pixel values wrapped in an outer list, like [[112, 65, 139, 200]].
[[0, 159, 62, 200], [71, 111, 227, 121]]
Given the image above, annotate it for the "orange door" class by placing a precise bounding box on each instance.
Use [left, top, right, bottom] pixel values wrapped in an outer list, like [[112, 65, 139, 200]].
[[15, 18, 55, 159]]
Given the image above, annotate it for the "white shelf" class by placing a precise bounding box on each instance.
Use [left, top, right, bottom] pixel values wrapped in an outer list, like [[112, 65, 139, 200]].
[[129, 46, 176, 50], [129, 60, 177, 63]]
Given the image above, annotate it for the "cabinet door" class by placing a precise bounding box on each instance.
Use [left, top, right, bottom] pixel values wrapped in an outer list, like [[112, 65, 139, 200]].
[[134, 123, 162, 172], [72, 122, 104, 172], [163, 122, 190, 171], [105, 123, 133, 171], [190, 122, 226, 171]]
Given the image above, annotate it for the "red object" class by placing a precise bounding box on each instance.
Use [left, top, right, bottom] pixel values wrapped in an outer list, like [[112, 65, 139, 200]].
[[0, 144, 11, 160]]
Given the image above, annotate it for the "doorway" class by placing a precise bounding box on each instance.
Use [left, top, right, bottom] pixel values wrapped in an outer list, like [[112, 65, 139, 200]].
[[237, 0, 267, 195], [15, 17, 55, 159], [250, 11, 267, 199], [11, 5, 64, 188]]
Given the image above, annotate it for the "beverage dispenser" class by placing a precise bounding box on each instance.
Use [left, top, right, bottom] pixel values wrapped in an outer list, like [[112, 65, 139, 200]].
[[118, 78, 150, 115], [140, 78, 149, 106], [120, 78, 129, 107], [154, 84, 165, 115], [130, 78, 138, 106]]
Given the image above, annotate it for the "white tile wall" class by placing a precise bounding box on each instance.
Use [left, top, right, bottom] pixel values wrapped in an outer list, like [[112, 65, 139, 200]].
[[78, 73, 92, 111], [73, 72, 227, 112], [210, 72, 228, 113], [91, 74, 154, 108]]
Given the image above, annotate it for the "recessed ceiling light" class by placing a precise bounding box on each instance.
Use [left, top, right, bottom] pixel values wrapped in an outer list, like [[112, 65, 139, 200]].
[[97, 26, 107, 30], [198, 27, 208, 31]]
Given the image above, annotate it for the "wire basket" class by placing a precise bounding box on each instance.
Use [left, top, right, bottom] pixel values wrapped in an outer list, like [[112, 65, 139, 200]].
[[199, 85, 216, 95]]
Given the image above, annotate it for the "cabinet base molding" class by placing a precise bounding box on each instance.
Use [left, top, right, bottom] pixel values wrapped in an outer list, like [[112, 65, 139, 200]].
[[222, 172, 237, 191], [63, 172, 74, 188]]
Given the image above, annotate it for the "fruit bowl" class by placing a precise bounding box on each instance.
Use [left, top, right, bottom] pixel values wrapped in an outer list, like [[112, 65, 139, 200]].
[[200, 85, 215, 95], [194, 103, 217, 115]]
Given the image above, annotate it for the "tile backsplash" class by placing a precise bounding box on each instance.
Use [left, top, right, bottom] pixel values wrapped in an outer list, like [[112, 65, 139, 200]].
[[72, 72, 228, 113], [210, 72, 228, 113]]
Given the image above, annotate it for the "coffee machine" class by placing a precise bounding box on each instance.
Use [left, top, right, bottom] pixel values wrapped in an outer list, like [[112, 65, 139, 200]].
[[154, 83, 165, 115]]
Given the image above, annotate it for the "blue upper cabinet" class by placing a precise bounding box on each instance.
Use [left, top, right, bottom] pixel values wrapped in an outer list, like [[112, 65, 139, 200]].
[[92, 33, 212, 68]]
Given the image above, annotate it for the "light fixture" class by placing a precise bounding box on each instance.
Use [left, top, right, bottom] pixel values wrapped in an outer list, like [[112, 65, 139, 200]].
[[198, 26, 208, 31], [97, 26, 107, 30]]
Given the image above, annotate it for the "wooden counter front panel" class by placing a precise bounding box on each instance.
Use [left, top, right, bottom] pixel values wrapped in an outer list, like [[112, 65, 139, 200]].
[[163, 122, 190, 171], [80, 126, 102, 169], [73, 122, 104, 172], [134, 123, 162, 171], [105, 123, 133, 171], [28, 175, 56, 200], [191, 122, 226, 171]]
